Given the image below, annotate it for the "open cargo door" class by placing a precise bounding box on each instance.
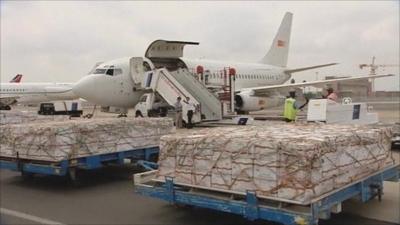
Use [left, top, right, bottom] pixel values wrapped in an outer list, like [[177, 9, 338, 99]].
[[145, 40, 199, 59]]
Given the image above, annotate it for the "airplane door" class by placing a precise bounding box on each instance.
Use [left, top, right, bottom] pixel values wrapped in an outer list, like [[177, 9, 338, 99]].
[[129, 57, 144, 84]]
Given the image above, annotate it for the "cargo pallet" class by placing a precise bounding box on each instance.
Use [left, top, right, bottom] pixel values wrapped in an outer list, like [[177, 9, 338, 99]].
[[134, 164, 399, 225], [0, 147, 159, 181]]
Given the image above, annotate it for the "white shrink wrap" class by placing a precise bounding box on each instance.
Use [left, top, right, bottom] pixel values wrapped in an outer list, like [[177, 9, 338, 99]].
[[156, 124, 394, 204], [0, 118, 175, 162], [0, 111, 70, 125]]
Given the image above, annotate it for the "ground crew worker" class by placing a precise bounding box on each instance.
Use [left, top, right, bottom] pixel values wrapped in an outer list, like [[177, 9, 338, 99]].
[[283, 91, 309, 122], [174, 96, 183, 128], [183, 97, 196, 129], [324, 87, 338, 102]]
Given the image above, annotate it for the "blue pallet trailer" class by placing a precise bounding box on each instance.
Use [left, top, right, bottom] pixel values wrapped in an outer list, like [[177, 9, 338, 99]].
[[0, 147, 159, 181], [134, 164, 399, 225]]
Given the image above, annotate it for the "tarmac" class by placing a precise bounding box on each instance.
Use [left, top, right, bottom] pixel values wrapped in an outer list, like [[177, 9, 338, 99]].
[[0, 104, 399, 225]]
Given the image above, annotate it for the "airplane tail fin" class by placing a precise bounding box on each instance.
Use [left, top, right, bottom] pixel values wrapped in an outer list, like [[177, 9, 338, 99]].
[[10, 74, 22, 83], [260, 12, 292, 67]]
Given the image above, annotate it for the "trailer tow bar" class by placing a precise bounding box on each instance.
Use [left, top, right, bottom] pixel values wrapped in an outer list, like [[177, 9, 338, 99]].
[[137, 160, 158, 171]]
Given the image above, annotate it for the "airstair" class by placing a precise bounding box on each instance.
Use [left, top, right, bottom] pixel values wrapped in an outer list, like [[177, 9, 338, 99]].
[[142, 68, 222, 123]]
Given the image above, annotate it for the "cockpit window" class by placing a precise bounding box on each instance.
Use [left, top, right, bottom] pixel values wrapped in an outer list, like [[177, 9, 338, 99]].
[[94, 69, 107, 74], [92, 67, 122, 76], [106, 69, 114, 76], [104, 68, 122, 76]]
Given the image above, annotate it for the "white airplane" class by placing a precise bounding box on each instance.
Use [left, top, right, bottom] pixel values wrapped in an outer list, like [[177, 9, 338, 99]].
[[72, 12, 393, 113], [0, 81, 77, 110]]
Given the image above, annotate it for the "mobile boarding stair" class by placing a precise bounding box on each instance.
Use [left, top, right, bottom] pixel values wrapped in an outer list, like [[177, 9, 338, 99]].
[[142, 68, 222, 123], [134, 164, 399, 225]]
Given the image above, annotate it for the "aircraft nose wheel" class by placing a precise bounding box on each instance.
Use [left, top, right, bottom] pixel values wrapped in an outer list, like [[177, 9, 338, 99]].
[[0, 105, 11, 110], [83, 114, 93, 119]]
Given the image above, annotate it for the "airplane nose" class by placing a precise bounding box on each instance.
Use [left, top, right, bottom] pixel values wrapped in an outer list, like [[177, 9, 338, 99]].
[[73, 75, 96, 101]]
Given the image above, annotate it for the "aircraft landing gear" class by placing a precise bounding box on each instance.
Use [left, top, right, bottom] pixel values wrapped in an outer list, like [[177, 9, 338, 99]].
[[118, 114, 127, 118], [0, 105, 11, 110], [83, 114, 93, 119]]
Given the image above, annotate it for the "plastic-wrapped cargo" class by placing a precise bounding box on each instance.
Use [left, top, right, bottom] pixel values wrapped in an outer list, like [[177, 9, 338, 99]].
[[156, 124, 394, 204], [0, 111, 70, 125], [0, 118, 175, 162]]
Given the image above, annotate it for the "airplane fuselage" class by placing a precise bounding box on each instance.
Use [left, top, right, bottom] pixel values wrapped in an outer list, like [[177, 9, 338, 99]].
[[72, 56, 291, 109], [73, 57, 146, 108], [182, 58, 291, 89], [71, 12, 336, 111], [0, 83, 77, 106]]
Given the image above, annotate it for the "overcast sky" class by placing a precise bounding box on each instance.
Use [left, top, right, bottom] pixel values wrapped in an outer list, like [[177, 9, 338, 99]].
[[1, 1, 399, 90]]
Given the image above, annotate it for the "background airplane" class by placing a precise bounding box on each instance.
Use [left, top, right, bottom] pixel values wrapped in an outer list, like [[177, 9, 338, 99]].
[[72, 12, 392, 114], [9, 74, 23, 83], [0, 81, 77, 110]]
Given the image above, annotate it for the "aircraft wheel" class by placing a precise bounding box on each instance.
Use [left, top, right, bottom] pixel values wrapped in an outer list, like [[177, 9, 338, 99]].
[[135, 111, 144, 118], [118, 114, 127, 118]]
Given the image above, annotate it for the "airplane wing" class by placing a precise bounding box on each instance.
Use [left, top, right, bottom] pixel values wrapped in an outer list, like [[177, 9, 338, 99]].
[[284, 63, 338, 74], [240, 74, 394, 95]]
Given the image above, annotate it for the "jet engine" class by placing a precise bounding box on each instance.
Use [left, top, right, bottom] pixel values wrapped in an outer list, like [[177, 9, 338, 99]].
[[234, 90, 285, 113]]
